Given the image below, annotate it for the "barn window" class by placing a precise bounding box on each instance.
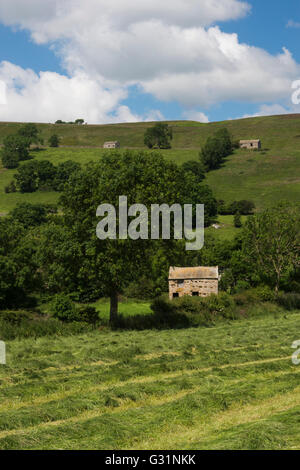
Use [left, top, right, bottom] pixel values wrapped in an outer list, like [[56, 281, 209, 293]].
[[178, 280, 184, 285], [192, 292, 199, 296], [173, 293, 179, 298]]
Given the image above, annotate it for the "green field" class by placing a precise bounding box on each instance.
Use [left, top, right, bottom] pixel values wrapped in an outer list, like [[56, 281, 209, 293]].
[[1, 309, 300, 450], [1, 114, 300, 214]]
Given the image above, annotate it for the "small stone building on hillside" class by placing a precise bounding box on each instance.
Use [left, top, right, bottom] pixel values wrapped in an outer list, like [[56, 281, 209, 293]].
[[169, 266, 219, 300], [239, 139, 261, 150], [103, 141, 120, 149]]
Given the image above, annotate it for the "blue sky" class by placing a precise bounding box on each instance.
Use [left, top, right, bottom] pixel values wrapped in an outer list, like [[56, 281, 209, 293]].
[[0, 0, 299, 123]]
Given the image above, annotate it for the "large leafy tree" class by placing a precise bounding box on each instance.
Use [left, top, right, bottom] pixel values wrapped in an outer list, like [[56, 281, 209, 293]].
[[144, 123, 173, 149], [200, 128, 233, 171], [1, 135, 31, 169], [242, 203, 300, 292], [54, 150, 216, 323], [17, 123, 44, 146], [0, 218, 38, 308], [14, 160, 57, 192]]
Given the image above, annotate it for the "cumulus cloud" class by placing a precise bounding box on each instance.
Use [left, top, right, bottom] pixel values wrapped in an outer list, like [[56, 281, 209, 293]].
[[0, 61, 140, 123], [182, 110, 209, 123], [0, 0, 299, 122], [240, 103, 299, 119]]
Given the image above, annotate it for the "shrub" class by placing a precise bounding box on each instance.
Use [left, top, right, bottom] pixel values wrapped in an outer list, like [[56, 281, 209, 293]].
[[4, 181, 17, 193], [234, 212, 242, 228], [0, 314, 94, 341], [0, 310, 34, 325], [277, 293, 300, 311], [124, 277, 155, 300], [50, 294, 79, 322], [1, 151, 20, 169], [150, 292, 236, 328], [234, 286, 276, 305], [49, 134, 59, 147], [78, 306, 99, 324]]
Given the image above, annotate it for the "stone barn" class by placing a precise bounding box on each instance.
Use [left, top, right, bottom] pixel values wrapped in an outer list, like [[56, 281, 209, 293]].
[[239, 139, 261, 150], [169, 266, 219, 300], [103, 141, 120, 149]]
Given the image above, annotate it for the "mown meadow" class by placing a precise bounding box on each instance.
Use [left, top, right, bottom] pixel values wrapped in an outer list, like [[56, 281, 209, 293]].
[[0, 308, 300, 450]]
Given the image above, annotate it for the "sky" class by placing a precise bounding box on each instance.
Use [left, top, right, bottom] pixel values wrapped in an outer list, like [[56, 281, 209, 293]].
[[0, 0, 299, 124]]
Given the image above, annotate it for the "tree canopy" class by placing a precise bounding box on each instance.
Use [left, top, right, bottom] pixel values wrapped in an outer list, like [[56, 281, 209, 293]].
[[144, 123, 173, 149], [1, 135, 31, 169], [47, 150, 216, 323], [200, 128, 233, 171]]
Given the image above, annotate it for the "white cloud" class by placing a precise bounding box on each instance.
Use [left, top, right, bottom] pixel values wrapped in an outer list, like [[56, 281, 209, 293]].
[[0, 61, 139, 123], [286, 20, 300, 29], [144, 110, 165, 122], [237, 103, 298, 120], [182, 110, 209, 123], [0, 1, 250, 38], [0, 1, 299, 122]]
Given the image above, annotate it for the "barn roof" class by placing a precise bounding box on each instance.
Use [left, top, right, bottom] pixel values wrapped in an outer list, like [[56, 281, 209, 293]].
[[239, 139, 261, 143], [104, 141, 119, 144], [169, 266, 218, 280]]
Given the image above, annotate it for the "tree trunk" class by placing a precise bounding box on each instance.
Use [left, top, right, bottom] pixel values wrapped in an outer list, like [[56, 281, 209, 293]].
[[110, 290, 119, 326]]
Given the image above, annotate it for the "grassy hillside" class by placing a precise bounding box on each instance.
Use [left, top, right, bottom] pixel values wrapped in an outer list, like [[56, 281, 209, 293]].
[[1, 309, 300, 450], [0, 114, 300, 214]]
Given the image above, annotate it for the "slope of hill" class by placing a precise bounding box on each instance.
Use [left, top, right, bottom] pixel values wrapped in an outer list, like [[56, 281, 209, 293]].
[[0, 114, 300, 214]]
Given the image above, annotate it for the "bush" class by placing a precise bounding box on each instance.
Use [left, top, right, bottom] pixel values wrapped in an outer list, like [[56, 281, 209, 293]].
[[49, 134, 59, 147], [277, 293, 300, 311], [234, 286, 276, 305], [4, 181, 17, 193], [78, 306, 99, 324], [124, 277, 155, 300], [150, 292, 236, 328], [50, 294, 79, 322], [1, 151, 20, 169], [0, 314, 95, 341]]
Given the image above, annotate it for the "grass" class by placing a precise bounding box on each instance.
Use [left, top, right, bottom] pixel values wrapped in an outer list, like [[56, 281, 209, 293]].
[[91, 298, 152, 322], [207, 215, 248, 241], [39, 297, 152, 323], [1, 114, 300, 214], [0, 308, 300, 449]]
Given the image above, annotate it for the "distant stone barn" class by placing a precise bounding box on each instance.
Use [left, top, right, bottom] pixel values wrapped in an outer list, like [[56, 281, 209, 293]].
[[239, 139, 261, 150], [103, 141, 120, 149], [169, 266, 219, 300]]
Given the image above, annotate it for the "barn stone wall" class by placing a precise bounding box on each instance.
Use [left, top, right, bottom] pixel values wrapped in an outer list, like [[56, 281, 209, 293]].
[[169, 279, 218, 300]]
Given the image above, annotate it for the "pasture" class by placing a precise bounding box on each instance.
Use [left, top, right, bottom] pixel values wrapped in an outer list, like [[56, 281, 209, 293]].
[[1, 114, 300, 215], [0, 309, 300, 450]]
